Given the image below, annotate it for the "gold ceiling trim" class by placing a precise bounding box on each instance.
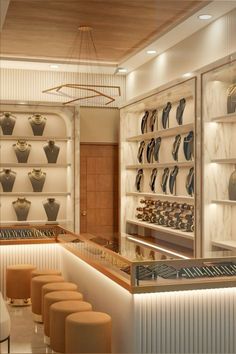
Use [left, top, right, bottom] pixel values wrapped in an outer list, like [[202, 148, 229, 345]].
[[42, 83, 121, 105]]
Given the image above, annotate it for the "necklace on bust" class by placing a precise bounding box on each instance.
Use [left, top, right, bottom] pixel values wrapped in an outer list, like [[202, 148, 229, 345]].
[[16, 140, 28, 151], [31, 169, 43, 180], [17, 198, 27, 208], [3, 169, 11, 179], [32, 114, 44, 125], [48, 141, 55, 151]]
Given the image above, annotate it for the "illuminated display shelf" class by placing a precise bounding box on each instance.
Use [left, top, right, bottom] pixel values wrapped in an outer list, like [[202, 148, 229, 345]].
[[125, 234, 192, 259], [0, 136, 71, 141], [211, 112, 236, 123], [126, 123, 194, 142], [0, 192, 71, 196], [0, 219, 71, 225], [126, 192, 194, 203], [212, 199, 236, 206], [126, 161, 194, 169], [0, 163, 71, 168], [126, 218, 194, 240], [211, 158, 236, 164], [212, 240, 236, 251]]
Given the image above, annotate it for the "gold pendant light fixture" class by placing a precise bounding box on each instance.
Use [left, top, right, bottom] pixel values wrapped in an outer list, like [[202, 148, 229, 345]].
[[42, 26, 121, 105]]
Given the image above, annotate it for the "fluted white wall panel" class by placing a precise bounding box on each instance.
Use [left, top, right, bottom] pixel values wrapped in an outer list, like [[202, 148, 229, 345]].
[[0, 244, 61, 298], [0, 68, 126, 107], [134, 288, 236, 354]]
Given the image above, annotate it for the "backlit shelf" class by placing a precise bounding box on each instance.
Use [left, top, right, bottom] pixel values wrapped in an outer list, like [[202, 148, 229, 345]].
[[211, 113, 236, 123], [0, 192, 71, 197], [125, 233, 192, 259], [211, 158, 236, 164], [126, 161, 194, 169], [126, 218, 194, 240], [212, 199, 236, 206], [0, 163, 71, 168], [0, 136, 71, 141], [126, 192, 194, 203], [212, 240, 236, 251], [126, 123, 194, 142], [0, 219, 71, 226]]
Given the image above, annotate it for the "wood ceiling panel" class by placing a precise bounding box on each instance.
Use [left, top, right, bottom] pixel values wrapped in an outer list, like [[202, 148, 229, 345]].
[[0, 0, 206, 63]]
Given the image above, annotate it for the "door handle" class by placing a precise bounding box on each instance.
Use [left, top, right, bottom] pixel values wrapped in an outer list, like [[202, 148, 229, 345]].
[[81, 210, 87, 216]]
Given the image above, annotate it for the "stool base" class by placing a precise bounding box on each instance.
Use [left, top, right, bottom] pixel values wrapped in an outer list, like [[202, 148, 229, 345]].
[[33, 313, 43, 323], [7, 298, 31, 307], [44, 335, 50, 345]]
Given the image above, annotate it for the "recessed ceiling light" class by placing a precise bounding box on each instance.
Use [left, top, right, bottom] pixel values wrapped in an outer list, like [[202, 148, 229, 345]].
[[146, 50, 157, 54], [117, 68, 127, 73], [183, 72, 192, 78], [198, 14, 212, 20], [50, 64, 59, 69]]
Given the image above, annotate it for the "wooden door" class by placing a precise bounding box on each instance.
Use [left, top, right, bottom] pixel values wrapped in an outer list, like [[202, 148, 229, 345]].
[[80, 143, 118, 240]]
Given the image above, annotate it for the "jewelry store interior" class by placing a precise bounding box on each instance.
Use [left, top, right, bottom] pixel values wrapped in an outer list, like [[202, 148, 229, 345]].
[[0, 1, 236, 353]]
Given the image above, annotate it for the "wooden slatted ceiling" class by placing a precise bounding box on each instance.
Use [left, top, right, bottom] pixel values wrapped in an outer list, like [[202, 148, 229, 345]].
[[0, 0, 206, 63]]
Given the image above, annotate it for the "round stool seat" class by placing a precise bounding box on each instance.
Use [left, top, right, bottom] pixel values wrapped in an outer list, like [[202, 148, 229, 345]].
[[44, 291, 83, 339], [42, 282, 78, 318], [50, 301, 92, 353], [32, 269, 61, 278], [6, 264, 36, 301], [65, 312, 112, 353], [31, 275, 64, 322]]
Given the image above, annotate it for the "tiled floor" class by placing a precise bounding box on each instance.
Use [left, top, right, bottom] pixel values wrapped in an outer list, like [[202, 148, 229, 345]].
[[1, 304, 50, 354]]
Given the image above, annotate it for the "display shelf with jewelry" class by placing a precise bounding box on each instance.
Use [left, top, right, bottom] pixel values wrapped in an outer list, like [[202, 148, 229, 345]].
[[0, 103, 79, 231], [0, 136, 71, 141], [0, 163, 71, 168], [202, 59, 236, 258], [120, 77, 196, 258], [126, 161, 194, 169], [126, 122, 194, 142]]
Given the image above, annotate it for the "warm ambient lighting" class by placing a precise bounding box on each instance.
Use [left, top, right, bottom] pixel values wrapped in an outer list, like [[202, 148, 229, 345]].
[[198, 14, 212, 20], [117, 68, 127, 73], [50, 64, 59, 69], [126, 236, 190, 260], [183, 72, 192, 78], [146, 50, 157, 54]]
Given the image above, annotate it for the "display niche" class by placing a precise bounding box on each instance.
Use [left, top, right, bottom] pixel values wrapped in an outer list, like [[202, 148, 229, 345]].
[[0, 104, 79, 231], [202, 60, 236, 257], [120, 78, 196, 259]]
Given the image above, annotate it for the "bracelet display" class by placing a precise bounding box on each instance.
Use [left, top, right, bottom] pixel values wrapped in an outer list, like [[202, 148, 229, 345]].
[[0, 227, 65, 240], [136, 199, 194, 232], [121, 262, 236, 281]]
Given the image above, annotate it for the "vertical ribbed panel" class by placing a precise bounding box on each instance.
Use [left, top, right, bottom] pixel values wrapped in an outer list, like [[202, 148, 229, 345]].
[[0, 68, 126, 107], [134, 288, 236, 354], [0, 244, 61, 298]]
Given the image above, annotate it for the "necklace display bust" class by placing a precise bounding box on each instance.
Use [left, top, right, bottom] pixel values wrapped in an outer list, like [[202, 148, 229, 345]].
[[43, 140, 60, 163], [28, 168, 46, 192], [43, 198, 60, 221], [12, 198, 31, 221], [0, 169, 16, 192], [28, 113, 47, 136], [0, 112, 17, 135], [13, 140, 31, 163]]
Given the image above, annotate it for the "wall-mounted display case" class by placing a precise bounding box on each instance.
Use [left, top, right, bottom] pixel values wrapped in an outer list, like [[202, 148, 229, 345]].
[[202, 60, 236, 257], [120, 78, 196, 259], [0, 103, 80, 232]]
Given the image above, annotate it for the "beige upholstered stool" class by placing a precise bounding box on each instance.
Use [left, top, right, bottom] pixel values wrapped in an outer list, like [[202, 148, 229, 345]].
[[65, 312, 112, 353], [6, 264, 36, 304], [31, 275, 64, 322], [50, 301, 92, 353], [31, 269, 61, 278], [41, 282, 78, 318], [44, 290, 83, 343]]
